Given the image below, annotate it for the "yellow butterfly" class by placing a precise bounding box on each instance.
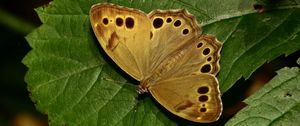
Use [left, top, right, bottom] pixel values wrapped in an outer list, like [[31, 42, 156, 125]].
[[90, 3, 222, 123]]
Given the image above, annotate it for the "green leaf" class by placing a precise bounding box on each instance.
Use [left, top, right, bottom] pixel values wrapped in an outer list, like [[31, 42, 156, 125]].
[[202, 2, 300, 92], [225, 59, 300, 126], [23, 0, 300, 125]]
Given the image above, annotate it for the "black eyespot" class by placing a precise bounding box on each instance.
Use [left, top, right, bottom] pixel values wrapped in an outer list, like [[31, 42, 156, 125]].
[[125, 17, 134, 29], [207, 57, 212, 61], [182, 29, 189, 35], [166, 18, 172, 23], [198, 86, 209, 94], [153, 18, 164, 29], [200, 108, 207, 112], [102, 18, 108, 25], [197, 43, 203, 48], [116, 18, 123, 26], [174, 20, 181, 27], [199, 95, 208, 102], [201, 64, 211, 73], [203, 48, 210, 55]]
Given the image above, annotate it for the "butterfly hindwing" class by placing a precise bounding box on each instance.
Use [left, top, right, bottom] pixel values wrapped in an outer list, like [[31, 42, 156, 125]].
[[149, 74, 222, 122]]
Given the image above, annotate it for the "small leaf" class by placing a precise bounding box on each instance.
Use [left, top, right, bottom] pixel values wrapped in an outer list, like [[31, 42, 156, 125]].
[[225, 63, 300, 126]]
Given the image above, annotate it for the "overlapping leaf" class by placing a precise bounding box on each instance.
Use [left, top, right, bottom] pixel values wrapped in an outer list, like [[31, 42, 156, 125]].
[[226, 59, 300, 126], [23, 0, 300, 125]]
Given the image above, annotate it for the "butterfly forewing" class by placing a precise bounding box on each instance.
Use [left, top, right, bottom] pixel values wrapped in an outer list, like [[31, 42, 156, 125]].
[[90, 3, 153, 80], [147, 10, 201, 73]]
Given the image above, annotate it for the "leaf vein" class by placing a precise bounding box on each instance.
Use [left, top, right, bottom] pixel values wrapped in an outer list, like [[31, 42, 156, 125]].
[[32, 64, 102, 92], [222, 10, 294, 88]]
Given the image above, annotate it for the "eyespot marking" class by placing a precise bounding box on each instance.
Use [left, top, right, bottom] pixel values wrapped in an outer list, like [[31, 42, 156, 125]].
[[166, 18, 172, 23], [102, 18, 108, 25], [153, 18, 164, 29], [207, 57, 212, 61], [116, 17, 123, 26], [199, 95, 208, 102], [182, 29, 189, 35], [198, 86, 209, 94], [200, 108, 207, 112], [125, 17, 134, 29], [197, 43, 203, 48], [201, 64, 211, 73], [203, 48, 210, 55], [174, 20, 181, 27]]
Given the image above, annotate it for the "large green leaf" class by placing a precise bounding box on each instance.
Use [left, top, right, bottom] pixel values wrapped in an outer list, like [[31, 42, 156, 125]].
[[225, 59, 300, 126], [23, 0, 300, 125]]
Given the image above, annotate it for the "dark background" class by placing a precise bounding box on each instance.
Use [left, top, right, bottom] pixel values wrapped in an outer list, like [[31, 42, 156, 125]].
[[0, 0, 50, 126], [0, 0, 299, 126]]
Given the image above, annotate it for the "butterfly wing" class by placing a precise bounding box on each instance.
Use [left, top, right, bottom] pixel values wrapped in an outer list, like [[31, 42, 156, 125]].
[[90, 3, 152, 80], [90, 4, 223, 123], [147, 10, 201, 74], [145, 10, 222, 123], [147, 10, 221, 79], [150, 35, 222, 81], [148, 74, 222, 123], [148, 36, 223, 122]]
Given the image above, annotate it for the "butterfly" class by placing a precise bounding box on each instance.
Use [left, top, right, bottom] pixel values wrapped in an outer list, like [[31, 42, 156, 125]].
[[89, 3, 222, 123]]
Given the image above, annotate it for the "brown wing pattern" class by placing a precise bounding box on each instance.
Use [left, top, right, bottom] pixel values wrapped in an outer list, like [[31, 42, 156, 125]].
[[149, 74, 222, 122], [90, 3, 152, 80], [147, 9, 201, 77], [144, 9, 222, 83]]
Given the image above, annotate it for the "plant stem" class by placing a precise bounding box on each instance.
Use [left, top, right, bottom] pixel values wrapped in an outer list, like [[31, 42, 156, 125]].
[[0, 8, 37, 35]]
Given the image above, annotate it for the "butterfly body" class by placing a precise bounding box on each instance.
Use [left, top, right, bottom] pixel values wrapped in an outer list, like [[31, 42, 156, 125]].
[[90, 3, 222, 123]]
